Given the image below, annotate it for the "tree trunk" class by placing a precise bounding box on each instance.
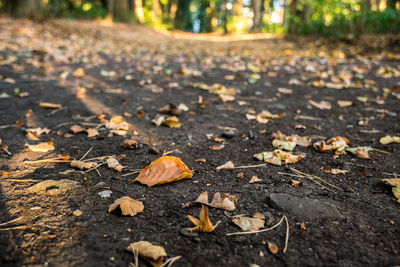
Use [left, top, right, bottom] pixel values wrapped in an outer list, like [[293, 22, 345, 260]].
[[174, 0, 192, 31], [169, 0, 178, 20], [114, 0, 129, 21], [152, 0, 162, 19], [252, 0, 262, 32], [386, 0, 398, 9], [134, 0, 145, 23], [288, 0, 298, 35], [107, 0, 115, 21], [361, 0, 372, 11], [199, 0, 212, 33], [7, 0, 42, 19]]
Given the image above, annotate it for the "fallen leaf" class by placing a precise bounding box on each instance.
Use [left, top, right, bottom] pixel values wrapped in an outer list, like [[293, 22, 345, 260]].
[[105, 116, 130, 130], [380, 135, 400, 145], [210, 144, 224, 150], [28, 179, 82, 193], [300, 223, 307, 230], [123, 139, 138, 149], [26, 127, 50, 137], [133, 156, 192, 186], [127, 241, 167, 267], [256, 110, 282, 124], [289, 179, 304, 187], [162, 116, 181, 128], [237, 172, 244, 179], [232, 213, 265, 231], [216, 161, 235, 171], [70, 160, 96, 170], [272, 139, 296, 151], [192, 191, 238, 211], [268, 242, 279, 254], [346, 146, 372, 159], [70, 125, 84, 134], [39, 102, 62, 109], [108, 196, 144, 216], [87, 128, 99, 137], [278, 87, 292, 94], [73, 67, 85, 77], [106, 158, 123, 172], [27, 142, 55, 152], [249, 176, 262, 183], [195, 158, 206, 163], [187, 205, 217, 232], [337, 100, 354, 107], [159, 103, 182, 116], [309, 100, 331, 110], [381, 179, 400, 188]]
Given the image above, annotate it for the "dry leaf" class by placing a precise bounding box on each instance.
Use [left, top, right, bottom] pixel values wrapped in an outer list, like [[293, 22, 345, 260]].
[[162, 116, 181, 128], [216, 161, 235, 171], [256, 110, 282, 124], [381, 179, 400, 188], [27, 142, 55, 152], [70, 125, 84, 134], [87, 128, 99, 137], [26, 131, 39, 140], [289, 179, 304, 187], [127, 241, 167, 267], [380, 135, 400, 145], [108, 196, 144, 216], [134, 156, 192, 186], [322, 168, 349, 175], [187, 205, 217, 232], [195, 158, 206, 163], [346, 146, 372, 159], [123, 139, 138, 149], [26, 127, 50, 136], [309, 100, 331, 110], [73, 67, 85, 77], [268, 242, 279, 254], [337, 100, 353, 107], [192, 191, 238, 211], [105, 116, 130, 130], [28, 179, 82, 193], [278, 87, 292, 94], [237, 172, 244, 179], [219, 94, 235, 102], [39, 102, 62, 109], [249, 176, 262, 183], [272, 139, 296, 151], [106, 158, 123, 172], [232, 213, 265, 231], [210, 144, 224, 150], [70, 160, 96, 170], [159, 103, 182, 116]]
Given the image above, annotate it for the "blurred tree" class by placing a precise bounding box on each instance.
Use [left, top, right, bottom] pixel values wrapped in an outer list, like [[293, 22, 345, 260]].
[[107, 0, 115, 20], [4, 0, 43, 18], [232, 0, 244, 32], [169, 0, 178, 20], [152, 0, 162, 20], [198, 0, 213, 32], [174, 0, 192, 31], [252, 0, 263, 32], [134, 0, 145, 23], [288, 0, 298, 35]]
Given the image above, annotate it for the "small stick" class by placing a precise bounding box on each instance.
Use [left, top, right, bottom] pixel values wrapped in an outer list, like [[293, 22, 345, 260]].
[[80, 146, 94, 161], [372, 148, 391, 155], [0, 225, 28, 231], [344, 162, 373, 169], [382, 172, 399, 177], [161, 256, 182, 267], [235, 163, 267, 169], [0, 124, 18, 129], [283, 215, 289, 254], [0, 217, 23, 227], [83, 155, 114, 162], [226, 215, 284, 236], [55, 121, 73, 128], [84, 162, 106, 173], [163, 149, 181, 156], [6, 179, 38, 182], [24, 158, 69, 164]]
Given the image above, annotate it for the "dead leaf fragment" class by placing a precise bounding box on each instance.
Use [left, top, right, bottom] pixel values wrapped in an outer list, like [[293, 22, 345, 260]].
[[249, 176, 262, 183], [232, 213, 265, 231], [70, 160, 96, 170], [162, 116, 181, 128], [309, 100, 331, 110], [106, 158, 123, 172], [187, 205, 217, 232], [73, 67, 85, 77], [380, 135, 400, 145], [28, 179, 82, 193], [321, 168, 349, 175], [27, 142, 55, 152], [70, 125, 84, 134], [216, 161, 235, 171], [108, 196, 144, 216], [123, 139, 138, 149], [289, 179, 304, 187], [193, 191, 238, 211], [39, 102, 62, 109], [134, 156, 192, 186], [268, 242, 279, 254], [127, 241, 167, 267], [381, 179, 400, 188], [337, 100, 354, 107], [87, 128, 99, 137], [272, 139, 296, 151]]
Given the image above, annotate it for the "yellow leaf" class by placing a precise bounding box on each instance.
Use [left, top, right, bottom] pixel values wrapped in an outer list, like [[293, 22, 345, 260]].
[[162, 116, 181, 128], [187, 205, 217, 232], [70, 125, 84, 134], [232, 214, 265, 231], [133, 156, 192, 186], [381, 179, 400, 188], [216, 161, 235, 171], [39, 102, 62, 109], [86, 128, 99, 137], [108, 196, 144, 216], [27, 142, 55, 152], [106, 158, 123, 172], [127, 241, 167, 267]]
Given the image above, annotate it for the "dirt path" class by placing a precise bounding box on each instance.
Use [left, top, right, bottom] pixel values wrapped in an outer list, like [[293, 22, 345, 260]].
[[0, 18, 399, 266]]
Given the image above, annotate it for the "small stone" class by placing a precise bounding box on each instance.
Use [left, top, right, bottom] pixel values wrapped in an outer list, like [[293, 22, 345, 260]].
[[222, 130, 236, 138], [98, 190, 112, 198], [94, 182, 107, 188], [269, 193, 342, 219], [72, 209, 83, 216]]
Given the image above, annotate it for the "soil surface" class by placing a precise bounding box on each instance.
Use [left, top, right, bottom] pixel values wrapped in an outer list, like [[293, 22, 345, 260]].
[[0, 18, 400, 267]]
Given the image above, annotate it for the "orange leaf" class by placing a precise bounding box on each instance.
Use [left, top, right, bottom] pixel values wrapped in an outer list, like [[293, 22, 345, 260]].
[[187, 205, 217, 232], [133, 156, 192, 186], [108, 196, 144, 216], [27, 142, 55, 152]]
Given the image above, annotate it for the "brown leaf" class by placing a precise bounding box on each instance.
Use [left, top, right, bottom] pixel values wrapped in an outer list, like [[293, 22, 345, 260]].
[[187, 205, 217, 232], [70, 160, 96, 170], [73, 67, 85, 77], [39, 102, 62, 109], [381, 179, 400, 188], [106, 158, 123, 172], [237, 172, 244, 179], [337, 100, 354, 107], [216, 161, 235, 171], [356, 149, 370, 159], [108, 196, 144, 216], [210, 144, 224, 150], [192, 191, 238, 211], [123, 139, 138, 149], [289, 179, 304, 187], [309, 100, 331, 110], [162, 116, 181, 128], [232, 214, 265, 231], [70, 125, 84, 134], [87, 128, 99, 137], [127, 241, 166, 267], [134, 156, 192, 186], [249, 176, 262, 183], [27, 142, 55, 152]]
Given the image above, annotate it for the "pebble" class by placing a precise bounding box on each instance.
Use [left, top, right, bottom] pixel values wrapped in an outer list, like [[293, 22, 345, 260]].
[[72, 209, 83, 216], [222, 130, 236, 138], [98, 190, 112, 198]]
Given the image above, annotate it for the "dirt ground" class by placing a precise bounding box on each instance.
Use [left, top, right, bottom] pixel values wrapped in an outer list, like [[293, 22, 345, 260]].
[[0, 18, 400, 267]]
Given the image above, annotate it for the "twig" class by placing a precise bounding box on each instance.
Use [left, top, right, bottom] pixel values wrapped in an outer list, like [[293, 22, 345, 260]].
[[372, 148, 391, 155], [84, 162, 106, 174], [161, 256, 182, 267], [234, 163, 267, 169], [6, 179, 38, 182], [128, 248, 139, 267], [290, 167, 343, 191], [55, 121, 73, 128], [283, 215, 289, 254], [226, 215, 284, 236], [382, 172, 399, 177], [344, 162, 373, 169], [0, 217, 23, 227], [0, 225, 28, 231], [0, 124, 18, 129], [163, 149, 181, 156], [80, 146, 94, 161]]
